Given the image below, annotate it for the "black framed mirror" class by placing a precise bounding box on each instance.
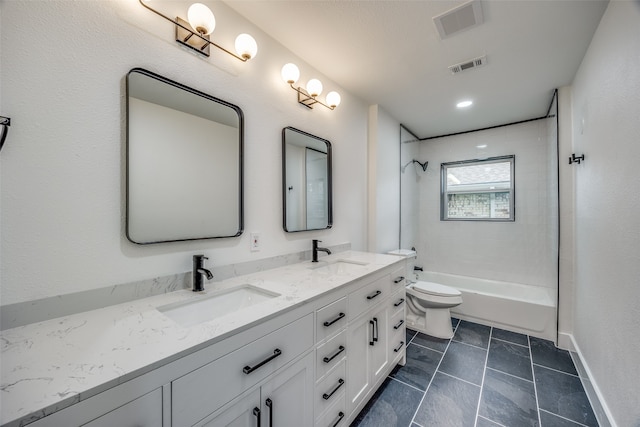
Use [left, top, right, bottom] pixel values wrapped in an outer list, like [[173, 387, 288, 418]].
[[282, 127, 332, 232], [126, 68, 243, 244]]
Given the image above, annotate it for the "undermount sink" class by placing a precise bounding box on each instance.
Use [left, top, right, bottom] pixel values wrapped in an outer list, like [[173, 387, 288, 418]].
[[158, 285, 280, 327], [309, 258, 369, 274]]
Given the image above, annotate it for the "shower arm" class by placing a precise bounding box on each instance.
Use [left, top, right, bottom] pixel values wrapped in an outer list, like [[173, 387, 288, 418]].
[[402, 159, 428, 172]]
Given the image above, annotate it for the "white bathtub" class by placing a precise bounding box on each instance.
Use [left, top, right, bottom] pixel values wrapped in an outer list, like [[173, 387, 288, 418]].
[[416, 271, 557, 341]]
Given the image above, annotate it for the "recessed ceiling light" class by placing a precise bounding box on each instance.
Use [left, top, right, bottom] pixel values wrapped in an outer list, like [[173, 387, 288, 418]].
[[457, 100, 473, 108], [476, 144, 487, 148]]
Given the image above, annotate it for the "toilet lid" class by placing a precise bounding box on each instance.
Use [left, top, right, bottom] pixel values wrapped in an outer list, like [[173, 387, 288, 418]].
[[413, 281, 461, 297]]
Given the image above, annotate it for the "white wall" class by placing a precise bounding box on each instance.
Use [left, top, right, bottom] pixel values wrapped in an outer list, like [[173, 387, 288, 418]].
[[0, 1, 369, 305], [399, 127, 420, 251], [570, 2, 640, 425], [416, 119, 558, 289], [367, 105, 400, 253]]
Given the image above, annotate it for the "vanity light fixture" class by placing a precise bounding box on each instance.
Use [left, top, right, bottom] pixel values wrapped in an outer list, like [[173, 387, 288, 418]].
[[139, 0, 258, 61], [281, 63, 341, 110], [456, 100, 473, 108]]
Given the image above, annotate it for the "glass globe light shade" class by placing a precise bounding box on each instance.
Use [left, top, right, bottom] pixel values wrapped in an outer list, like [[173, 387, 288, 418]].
[[187, 3, 216, 35], [281, 63, 300, 84], [235, 34, 258, 60], [326, 91, 341, 108], [306, 79, 323, 97]]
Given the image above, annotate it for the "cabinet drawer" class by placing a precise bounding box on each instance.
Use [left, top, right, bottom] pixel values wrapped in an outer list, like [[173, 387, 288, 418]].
[[389, 308, 406, 360], [348, 275, 391, 320], [172, 313, 314, 427], [82, 388, 162, 427], [315, 393, 347, 427], [316, 329, 347, 381], [316, 296, 347, 343], [315, 360, 346, 419], [389, 265, 406, 292], [389, 289, 406, 316]]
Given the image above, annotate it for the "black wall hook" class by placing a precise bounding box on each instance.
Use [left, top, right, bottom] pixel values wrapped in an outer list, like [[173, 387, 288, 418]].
[[569, 153, 585, 165]]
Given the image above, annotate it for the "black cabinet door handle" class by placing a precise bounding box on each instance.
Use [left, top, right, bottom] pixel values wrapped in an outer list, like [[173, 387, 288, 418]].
[[393, 341, 405, 353], [323, 345, 345, 364], [393, 319, 405, 330], [265, 398, 273, 427], [323, 312, 345, 327], [394, 298, 405, 307], [243, 349, 282, 374], [373, 317, 378, 343], [393, 276, 405, 283], [369, 320, 375, 346], [366, 290, 382, 300], [322, 378, 345, 400], [253, 407, 261, 427], [331, 411, 345, 427]]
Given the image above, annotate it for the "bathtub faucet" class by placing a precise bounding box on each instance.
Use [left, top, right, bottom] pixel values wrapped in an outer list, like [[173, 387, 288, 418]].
[[312, 239, 331, 262], [193, 254, 214, 292], [414, 266, 424, 271]]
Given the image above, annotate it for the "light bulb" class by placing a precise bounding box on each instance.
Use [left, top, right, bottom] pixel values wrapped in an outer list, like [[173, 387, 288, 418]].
[[281, 63, 300, 84], [326, 91, 341, 108], [306, 79, 323, 97], [235, 34, 258, 60], [456, 100, 473, 108], [187, 3, 216, 35]]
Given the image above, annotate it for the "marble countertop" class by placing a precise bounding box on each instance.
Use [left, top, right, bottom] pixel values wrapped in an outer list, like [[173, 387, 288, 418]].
[[0, 251, 403, 426]]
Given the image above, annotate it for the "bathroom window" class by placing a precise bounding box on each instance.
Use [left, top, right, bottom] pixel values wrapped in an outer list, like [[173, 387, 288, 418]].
[[441, 156, 515, 221]]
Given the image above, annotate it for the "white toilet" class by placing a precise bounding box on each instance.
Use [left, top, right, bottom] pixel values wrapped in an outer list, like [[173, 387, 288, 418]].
[[388, 249, 463, 339]]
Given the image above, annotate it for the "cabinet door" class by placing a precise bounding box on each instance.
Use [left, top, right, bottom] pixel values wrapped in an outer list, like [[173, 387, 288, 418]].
[[370, 305, 389, 385], [260, 352, 314, 427], [199, 389, 261, 427], [345, 314, 371, 417]]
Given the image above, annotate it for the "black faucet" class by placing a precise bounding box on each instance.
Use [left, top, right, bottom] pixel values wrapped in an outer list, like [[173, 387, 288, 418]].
[[192, 255, 214, 292], [312, 239, 332, 262]]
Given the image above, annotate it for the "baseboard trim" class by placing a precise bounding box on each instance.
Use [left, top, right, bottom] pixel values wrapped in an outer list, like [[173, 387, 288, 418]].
[[567, 334, 616, 427]]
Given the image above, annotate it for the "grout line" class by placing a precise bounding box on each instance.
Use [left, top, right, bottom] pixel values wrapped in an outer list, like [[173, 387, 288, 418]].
[[490, 336, 530, 348], [539, 408, 590, 427], [528, 335, 542, 427], [485, 366, 534, 383], [451, 338, 489, 351], [473, 326, 492, 427], [532, 362, 580, 378], [409, 329, 452, 426], [388, 376, 426, 394], [477, 414, 508, 427], [438, 370, 483, 388], [408, 340, 445, 354]]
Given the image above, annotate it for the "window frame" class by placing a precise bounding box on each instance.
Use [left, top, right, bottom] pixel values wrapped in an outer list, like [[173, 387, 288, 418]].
[[440, 155, 515, 222]]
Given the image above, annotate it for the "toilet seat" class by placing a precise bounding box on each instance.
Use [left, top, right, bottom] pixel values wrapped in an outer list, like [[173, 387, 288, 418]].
[[413, 281, 461, 298]]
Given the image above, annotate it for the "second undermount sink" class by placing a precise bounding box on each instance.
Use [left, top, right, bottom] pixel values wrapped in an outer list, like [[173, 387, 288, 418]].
[[158, 285, 280, 328], [309, 258, 369, 274]]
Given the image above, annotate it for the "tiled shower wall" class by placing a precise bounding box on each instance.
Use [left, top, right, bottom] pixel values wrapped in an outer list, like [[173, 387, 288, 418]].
[[404, 119, 558, 289]]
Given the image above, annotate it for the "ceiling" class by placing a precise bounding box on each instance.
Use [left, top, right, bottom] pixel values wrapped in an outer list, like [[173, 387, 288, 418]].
[[226, 0, 608, 139]]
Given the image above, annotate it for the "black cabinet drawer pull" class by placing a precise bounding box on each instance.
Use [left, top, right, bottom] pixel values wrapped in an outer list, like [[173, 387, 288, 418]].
[[393, 319, 405, 330], [369, 320, 375, 346], [394, 298, 405, 307], [253, 407, 261, 427], [323, 312, 345, 327], [322, 378, 345, 400], [265, 398, 273, 427], [323, 345, 345, 364], [393, 341, 405, 353], [331, 411, 345, 427], [366, 290, 382, 300], [393, 276, 405, 284], [243, 349, 282, 374]]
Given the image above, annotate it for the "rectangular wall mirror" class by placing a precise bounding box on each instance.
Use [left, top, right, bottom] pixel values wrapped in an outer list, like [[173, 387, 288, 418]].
[[126, 68, 243, 244], [282, 127, 332, 232]]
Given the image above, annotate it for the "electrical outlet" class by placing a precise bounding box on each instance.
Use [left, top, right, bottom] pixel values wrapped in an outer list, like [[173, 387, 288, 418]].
[[250, 232, 260, 251]]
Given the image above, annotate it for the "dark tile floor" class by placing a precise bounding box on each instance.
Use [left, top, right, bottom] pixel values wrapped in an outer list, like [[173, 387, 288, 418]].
[[351, 319, 598, 427]]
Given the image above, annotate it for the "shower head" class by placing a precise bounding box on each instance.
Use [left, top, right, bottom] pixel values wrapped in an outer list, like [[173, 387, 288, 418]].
[[402, 159, 428, 173]]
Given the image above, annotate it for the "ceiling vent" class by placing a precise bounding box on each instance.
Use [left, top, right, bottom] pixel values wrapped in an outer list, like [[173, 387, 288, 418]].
[[433, 0, 484, 40], [448, 55, 487, 74]]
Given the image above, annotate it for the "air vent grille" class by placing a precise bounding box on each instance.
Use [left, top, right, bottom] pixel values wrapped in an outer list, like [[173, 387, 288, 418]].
[[433, 0, 484, 40], [449, 55, 487, 74]]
